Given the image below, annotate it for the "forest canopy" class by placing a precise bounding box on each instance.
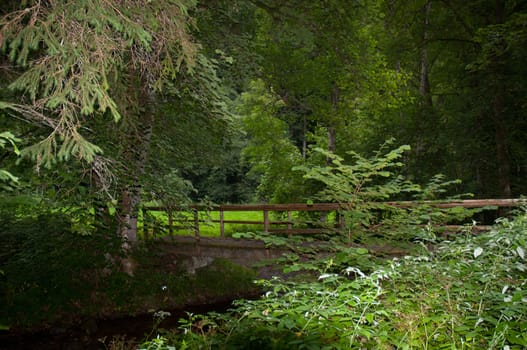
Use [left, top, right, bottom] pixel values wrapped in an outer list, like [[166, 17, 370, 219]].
[[0, 0, 526, 240]]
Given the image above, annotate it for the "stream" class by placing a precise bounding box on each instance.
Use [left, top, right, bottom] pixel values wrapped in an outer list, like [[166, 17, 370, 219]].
[[0, 300, 234, 350]]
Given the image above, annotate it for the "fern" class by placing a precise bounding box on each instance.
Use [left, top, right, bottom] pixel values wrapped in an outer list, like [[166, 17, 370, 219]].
[[0, 131, 20, 189], [296, 140, 413, 206], [295, 140, 470, 241]]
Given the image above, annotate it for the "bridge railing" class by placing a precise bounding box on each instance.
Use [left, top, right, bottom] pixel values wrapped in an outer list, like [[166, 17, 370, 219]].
[[141, 199, 526, 239], [142, 203, 343, 239]]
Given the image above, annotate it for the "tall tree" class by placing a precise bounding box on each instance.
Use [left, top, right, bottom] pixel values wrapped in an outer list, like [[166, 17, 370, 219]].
[[0, 0, 199, 241], [237, 0, 412, 202], [382, 0, 527, 197]]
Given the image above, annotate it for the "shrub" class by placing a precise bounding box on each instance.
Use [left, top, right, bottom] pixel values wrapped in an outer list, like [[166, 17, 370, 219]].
[[142, 210, 527, 349], [0, 207, 121, 327]]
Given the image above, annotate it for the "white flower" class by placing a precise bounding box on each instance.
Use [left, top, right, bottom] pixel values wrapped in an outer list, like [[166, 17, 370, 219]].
[[318, 273, 338, 280], [344, 267, 366, 278]]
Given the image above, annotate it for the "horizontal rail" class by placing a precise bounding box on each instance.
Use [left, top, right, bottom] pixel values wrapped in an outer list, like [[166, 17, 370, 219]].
[[268, 228, 335, 235], [383, 198, 526, 208], [211, 219, 262, 225], [159, 219, 294, 225], [142, 199, 526, 239], [145, 198, 526, 212], [145, 203, 341, 211], [211, 219, 294, 225]]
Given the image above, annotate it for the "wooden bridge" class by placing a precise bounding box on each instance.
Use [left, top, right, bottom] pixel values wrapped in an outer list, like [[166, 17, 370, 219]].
[[142, 199, 526, 275], [142, 198, 526, 239]]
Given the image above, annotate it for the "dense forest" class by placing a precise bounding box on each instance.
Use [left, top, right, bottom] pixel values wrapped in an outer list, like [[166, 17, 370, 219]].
[[1, 0, 526, 349], [1, 0, 526, 227]]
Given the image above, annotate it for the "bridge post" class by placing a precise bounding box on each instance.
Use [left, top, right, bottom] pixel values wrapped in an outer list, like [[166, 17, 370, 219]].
[[193, 209, 200, 238], [220, 209, 225, 238], [142, 208, 148, 240], [168, 209, 173, 237], [263, 210, 269, 232]]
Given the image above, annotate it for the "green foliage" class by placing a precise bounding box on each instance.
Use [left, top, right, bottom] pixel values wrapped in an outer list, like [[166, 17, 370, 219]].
[[0, 131, 20, 189], [381, 0, 527, 197], [0, 131, 19, 153], [139, 336, 176, 350], [0, 0, 198, 167], [0, 1, 238, 238], [240, 0, 527, 199], [0, 203, 258, 328], [146, 54, 242, 204], [143, 170, 196, 209], [295, 140, 474, 242], [140, 210, 527, 349], [19, 132, 104, 168], [382, 212, 527, 349], [239, 79, 307, 202], [240, 0, 417, 204], [0, 207, 122, 326], [297, 140, 414, 205]]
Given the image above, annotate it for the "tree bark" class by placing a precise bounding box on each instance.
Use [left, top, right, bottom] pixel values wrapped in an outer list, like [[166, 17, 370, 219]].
[[327, 84, 339, 165], [493, 94, 511, 198], [419, 0, 433, 107], [328, 127, 336, 154], [415, 0, 433, 168], [491, 1, 511, 198], [118, 73, 157, 243], [116, 73, 156, 275], [302, 114, 307, 159]]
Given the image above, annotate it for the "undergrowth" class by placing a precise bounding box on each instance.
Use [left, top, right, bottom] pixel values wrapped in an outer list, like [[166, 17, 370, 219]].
[[0, 206, 257, 329], [137, 210, 527, 349]]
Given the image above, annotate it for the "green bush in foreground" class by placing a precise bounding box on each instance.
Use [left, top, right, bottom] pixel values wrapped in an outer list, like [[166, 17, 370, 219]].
[[141, 211, 527, 349]]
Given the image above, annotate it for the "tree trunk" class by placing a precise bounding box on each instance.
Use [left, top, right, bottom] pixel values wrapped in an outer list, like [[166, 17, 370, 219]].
[[419, 1, 432, 106], [415, 0, 433, 172], [302, 114, 307, 159], [493, 102, 511, 198], [326, 84, 339, 165], [118, 73, 157, 243], [119, 185, 141, 242], [116, 73, 156, 275], [491, 1, 511, 199], [328, 127, 336, 154]]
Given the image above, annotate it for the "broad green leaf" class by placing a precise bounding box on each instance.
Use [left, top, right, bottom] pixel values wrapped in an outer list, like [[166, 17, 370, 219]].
[[517, 247, 525, 260]]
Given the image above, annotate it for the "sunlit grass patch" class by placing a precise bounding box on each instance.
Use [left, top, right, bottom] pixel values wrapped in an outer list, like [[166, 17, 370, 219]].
[[140, 209, 266, 238], [140, 209, 340, 238]]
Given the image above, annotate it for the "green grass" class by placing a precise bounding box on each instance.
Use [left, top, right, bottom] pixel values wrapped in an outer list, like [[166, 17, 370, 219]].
[[195, 210, 265, 237], [141, 210, 341, 238], [141, 210, 265, 238]]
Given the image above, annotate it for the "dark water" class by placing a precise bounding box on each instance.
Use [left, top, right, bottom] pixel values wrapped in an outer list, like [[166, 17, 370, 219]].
[[0, 301, 234, 350]]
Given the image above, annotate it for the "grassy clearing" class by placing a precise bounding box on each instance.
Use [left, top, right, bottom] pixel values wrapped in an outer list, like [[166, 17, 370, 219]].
[[142, 210, 264, 237], [141, 209, 339, 238]]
